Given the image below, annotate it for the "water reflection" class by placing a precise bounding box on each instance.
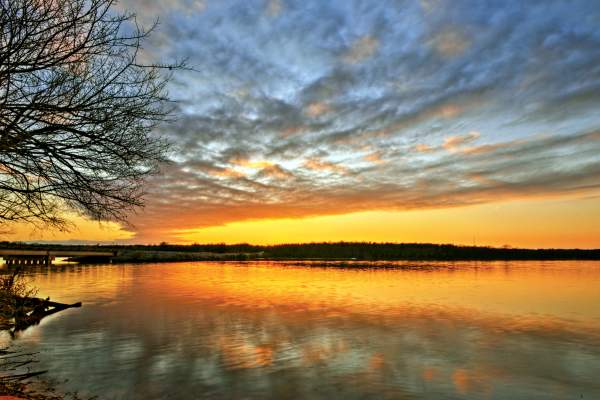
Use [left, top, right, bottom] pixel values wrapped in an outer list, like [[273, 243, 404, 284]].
[[2, 261, 600, 399]]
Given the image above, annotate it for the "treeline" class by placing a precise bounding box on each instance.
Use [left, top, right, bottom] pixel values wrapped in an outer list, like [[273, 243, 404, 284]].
[[0, 241, 257, 254], [260, 242, 600, 260], [2, 241, 600, 261]]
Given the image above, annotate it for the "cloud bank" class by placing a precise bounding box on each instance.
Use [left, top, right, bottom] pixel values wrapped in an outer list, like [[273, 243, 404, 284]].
[[118, 0, 600, 241]]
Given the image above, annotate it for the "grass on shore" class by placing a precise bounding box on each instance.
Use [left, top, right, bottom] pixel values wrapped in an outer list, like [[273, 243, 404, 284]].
[[0, 268, 37, 332]]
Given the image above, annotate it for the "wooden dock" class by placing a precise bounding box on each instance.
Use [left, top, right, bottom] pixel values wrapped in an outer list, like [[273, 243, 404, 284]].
[[0, 249, 115, 266]]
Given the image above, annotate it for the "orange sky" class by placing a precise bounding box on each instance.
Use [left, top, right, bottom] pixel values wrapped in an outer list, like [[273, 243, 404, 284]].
[[4, 194, 600, 248], [174, 195, 600, 248]]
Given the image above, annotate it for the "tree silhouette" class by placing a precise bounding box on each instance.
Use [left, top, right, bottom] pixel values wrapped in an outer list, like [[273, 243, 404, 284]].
[[0, 0, 179, 229]]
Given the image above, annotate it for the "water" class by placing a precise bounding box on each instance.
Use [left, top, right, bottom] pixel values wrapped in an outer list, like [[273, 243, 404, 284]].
[[2, 260, 600, 399]]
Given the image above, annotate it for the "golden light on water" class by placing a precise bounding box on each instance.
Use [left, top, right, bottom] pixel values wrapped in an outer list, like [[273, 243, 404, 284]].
[[30, 261, 600, 324], [14, 261, 600, 399]]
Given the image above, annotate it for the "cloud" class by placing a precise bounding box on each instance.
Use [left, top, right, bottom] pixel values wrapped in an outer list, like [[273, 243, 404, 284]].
[[109, 0, 600, 241], [256, 164, 294, 180], [304, 101, 333, 117], [341, 36, 379, 64], [209, 167, 246, 179], [429, 28, 470, 57], [303, 158, 349, 175], [363, 152, 385, 164], [128, 127, 600, 242], [443, 131, 481, 152], [415, 144, 434, 153], [117, 0, 206, 24], [265, 0, 283, 17]]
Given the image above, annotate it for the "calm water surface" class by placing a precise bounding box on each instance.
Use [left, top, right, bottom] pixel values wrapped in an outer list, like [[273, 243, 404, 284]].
[[2, 260, 600, 399]]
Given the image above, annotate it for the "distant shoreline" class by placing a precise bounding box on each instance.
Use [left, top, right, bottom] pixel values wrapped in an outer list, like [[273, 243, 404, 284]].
[[2, 242, 600, 263]]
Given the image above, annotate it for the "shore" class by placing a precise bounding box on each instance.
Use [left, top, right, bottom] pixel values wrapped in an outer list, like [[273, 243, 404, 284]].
[[4, 242, 600, 265], [1, 343, 65, 400], [68, 250, 259, 263], [1, 289, 81, 399]]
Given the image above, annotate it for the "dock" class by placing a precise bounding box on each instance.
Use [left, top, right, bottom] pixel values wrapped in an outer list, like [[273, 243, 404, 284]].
[[0, 249, 115, 266]]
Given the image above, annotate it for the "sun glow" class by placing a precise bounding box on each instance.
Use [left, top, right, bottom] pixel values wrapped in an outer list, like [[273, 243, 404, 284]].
[[172, 196, 600, 248], [4, 195, 600, 248]]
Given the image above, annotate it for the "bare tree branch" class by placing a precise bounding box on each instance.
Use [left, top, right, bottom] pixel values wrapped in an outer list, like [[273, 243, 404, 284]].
[[0, 0, 181, 230]]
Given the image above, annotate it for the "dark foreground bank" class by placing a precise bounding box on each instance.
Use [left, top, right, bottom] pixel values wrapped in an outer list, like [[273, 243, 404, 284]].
[[1, 272, 83, 400]]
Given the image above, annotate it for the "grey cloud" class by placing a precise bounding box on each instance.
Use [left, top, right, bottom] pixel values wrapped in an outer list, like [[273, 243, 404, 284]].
[[112, 0, 600, 239]]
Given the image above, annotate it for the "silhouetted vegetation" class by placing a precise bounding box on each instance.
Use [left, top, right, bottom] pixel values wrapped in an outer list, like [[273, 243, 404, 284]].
[[0, 266, 37, 330], [260, 242, 600, 260], [2, 241, 600, 261]]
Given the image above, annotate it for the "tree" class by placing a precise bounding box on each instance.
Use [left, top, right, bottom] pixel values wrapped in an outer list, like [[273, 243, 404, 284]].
[[0, 0, 179, 229]]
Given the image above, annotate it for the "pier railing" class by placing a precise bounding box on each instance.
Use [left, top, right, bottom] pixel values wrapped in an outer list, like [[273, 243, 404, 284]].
[[0, 249, 115, 266]]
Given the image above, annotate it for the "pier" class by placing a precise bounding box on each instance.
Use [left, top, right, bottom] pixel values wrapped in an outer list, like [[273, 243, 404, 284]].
[[0, 249, 115, 266]]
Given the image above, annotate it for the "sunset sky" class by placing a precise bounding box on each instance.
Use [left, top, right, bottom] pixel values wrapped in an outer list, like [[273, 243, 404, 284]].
[[7, 0, 600, 247]]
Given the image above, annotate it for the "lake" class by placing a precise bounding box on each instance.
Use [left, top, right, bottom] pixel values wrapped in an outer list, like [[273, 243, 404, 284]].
[[2, 260, 600, 399]]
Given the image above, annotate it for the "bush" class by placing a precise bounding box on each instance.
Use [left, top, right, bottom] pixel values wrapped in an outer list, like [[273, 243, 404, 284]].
[[0, 268, 37, 327]]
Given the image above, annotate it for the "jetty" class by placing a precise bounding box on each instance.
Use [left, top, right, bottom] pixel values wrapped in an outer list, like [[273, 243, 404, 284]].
[[0, 249, 115, 266]]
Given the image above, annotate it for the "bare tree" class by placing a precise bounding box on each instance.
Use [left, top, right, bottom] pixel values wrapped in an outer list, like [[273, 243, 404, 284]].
[[0, 0, 178, 229]]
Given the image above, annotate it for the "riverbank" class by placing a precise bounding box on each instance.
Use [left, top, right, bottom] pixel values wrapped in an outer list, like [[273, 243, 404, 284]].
[[1, 377, 81, 400], [1, 272, 81, 400], [4, 242, 600, 263], [70, 249, 258, 264], [1, 335, 62, 400], [1, 321, 84, 400], [0, 382, 53, 400]]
